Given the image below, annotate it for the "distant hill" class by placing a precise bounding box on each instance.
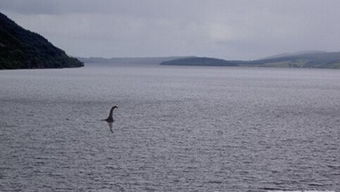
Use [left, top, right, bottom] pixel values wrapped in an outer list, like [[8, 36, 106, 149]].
[[159, 52, 340, 69], [259, 50, 327, 60], [160, 57, 239, 66], [242, 51, 340, 68], [79, 56, 188, 66], [0, 12, 83, 69]]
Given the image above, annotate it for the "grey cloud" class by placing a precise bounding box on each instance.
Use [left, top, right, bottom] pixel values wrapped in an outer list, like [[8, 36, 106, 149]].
[[1, 0, 340, 59]]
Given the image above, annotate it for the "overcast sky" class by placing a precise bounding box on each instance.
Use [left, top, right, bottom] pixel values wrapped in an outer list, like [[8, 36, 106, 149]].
[[1, 0, 339, 59]]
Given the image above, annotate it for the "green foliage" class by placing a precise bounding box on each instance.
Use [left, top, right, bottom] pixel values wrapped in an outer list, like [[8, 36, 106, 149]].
[[0, 12, 83, 69]]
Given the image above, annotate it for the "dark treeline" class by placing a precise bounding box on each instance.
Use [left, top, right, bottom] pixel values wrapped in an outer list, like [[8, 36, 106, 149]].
[[0, 12, 83, 69]]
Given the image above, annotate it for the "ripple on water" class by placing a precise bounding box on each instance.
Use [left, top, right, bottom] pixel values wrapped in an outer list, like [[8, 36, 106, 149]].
[[0, 66, 339, 191]]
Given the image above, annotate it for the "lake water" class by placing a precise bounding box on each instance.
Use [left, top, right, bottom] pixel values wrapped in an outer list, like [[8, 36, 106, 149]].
[[0, 65, 339, 192]]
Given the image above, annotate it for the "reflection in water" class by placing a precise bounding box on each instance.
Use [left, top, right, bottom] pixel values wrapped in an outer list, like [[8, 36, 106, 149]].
[[107, 121, 114, 133], [103, 105, 118, 133]]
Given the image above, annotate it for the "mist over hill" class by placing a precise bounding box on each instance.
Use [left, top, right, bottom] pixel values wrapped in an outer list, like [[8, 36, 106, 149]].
[[161, 57, 239, 66], [243, 51, 340, 68], [2, 8, 337, 70], [80, 52, 340, 69], [259, 50, 327, 60], [0, 12, 83, 69], [79, 56, 189, 66], [159, 52, 340, 69]]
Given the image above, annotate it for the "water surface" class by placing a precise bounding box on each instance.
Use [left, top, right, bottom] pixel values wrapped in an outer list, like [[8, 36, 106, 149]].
[[0, 65, 339, 191]]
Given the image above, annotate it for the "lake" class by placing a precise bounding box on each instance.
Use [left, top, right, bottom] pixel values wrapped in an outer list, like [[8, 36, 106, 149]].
[[0, 65, 339, 192]]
